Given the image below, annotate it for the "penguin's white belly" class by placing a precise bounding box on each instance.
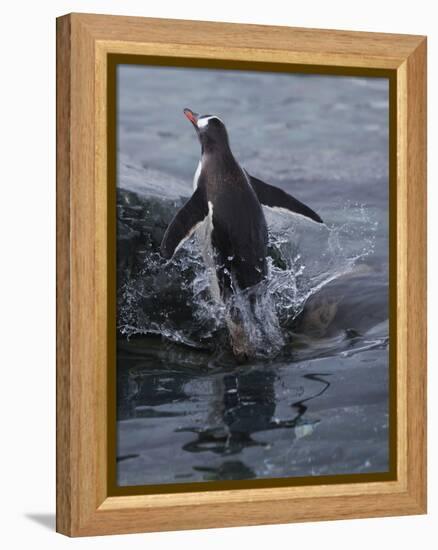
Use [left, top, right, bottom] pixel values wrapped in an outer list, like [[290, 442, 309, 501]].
[[193, 160, 202, 190], [195, 200, 221, 303]]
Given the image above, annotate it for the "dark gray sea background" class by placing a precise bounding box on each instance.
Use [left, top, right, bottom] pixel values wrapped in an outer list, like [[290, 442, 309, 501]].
[[116, 65, 390, 487]]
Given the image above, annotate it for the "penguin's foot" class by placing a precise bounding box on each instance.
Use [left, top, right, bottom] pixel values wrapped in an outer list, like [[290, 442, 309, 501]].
[[227, 318, 255, 363]]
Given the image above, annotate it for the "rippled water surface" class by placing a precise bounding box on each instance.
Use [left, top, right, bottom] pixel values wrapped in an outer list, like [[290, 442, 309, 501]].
[[116, 66, 390, 487]]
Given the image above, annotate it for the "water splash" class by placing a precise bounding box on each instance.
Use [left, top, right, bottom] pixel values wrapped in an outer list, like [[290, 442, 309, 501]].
[[117, 202, 377, 358]]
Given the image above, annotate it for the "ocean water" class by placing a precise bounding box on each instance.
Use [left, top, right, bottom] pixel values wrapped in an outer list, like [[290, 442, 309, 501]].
[[116, 65, 390, 487]]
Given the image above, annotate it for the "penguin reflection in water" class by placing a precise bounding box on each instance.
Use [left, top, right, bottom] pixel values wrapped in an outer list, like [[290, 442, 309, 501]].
[[160, 109, 323, 361]]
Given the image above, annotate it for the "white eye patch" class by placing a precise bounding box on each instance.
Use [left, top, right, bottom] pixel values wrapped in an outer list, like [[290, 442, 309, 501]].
[[197, 115, 222, 128]]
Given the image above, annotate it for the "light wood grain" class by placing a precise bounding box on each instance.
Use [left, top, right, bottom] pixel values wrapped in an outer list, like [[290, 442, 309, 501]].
[[78, 12, 422, 67], [56, 14, 72, 536], [396, 60, 408, 487], [405, 38, 427, 508], [56, 13, 427, 537]]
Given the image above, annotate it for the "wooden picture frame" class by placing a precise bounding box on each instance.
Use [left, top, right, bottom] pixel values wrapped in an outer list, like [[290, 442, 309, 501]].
[[56, 13, 427, 536]]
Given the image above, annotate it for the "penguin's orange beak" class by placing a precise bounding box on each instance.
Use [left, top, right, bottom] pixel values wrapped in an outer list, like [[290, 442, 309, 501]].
[[184, 108, 199, 126]]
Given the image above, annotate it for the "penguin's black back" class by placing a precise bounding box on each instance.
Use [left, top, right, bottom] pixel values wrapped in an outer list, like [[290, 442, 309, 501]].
[[198, 154, 268, 293]]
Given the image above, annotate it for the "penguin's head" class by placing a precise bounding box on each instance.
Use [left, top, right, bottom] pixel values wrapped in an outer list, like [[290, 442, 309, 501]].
[[183, 108, 230, 154]]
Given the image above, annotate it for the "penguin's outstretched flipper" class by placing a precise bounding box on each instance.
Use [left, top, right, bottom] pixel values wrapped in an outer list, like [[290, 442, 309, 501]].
[[160, 188, 208, 259], [247, 173, 323, 224]]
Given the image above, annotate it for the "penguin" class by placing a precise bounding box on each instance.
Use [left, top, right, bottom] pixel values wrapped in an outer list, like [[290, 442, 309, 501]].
[[160, 109, 323, 359]]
